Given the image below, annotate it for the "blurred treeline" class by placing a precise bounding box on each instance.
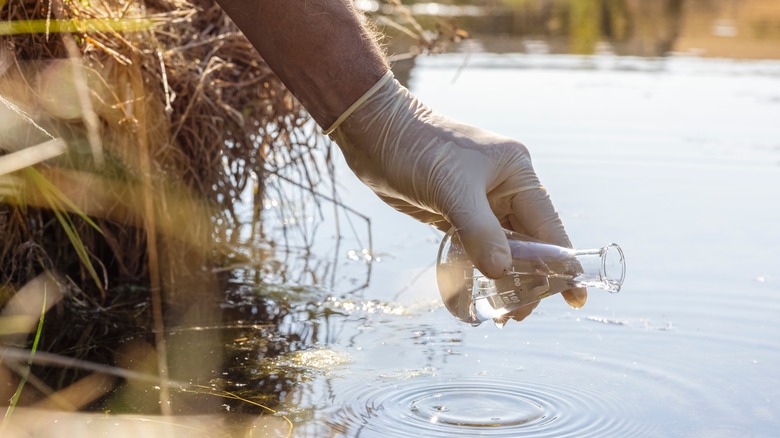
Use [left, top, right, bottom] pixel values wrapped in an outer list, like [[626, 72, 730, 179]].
[[398, 0, 780, 59]]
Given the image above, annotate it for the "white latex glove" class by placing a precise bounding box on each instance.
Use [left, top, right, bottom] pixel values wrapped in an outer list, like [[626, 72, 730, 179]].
[[327, 72, 587, 309]]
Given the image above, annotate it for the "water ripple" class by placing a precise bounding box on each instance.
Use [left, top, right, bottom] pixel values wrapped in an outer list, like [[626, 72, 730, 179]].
[[326, 377, 654, 437]]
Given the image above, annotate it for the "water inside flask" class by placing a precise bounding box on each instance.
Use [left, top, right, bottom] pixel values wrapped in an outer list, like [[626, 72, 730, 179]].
[[436, 228, 625, 327]]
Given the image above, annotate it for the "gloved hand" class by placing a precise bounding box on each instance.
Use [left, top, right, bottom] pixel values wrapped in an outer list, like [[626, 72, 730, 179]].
[[327, 71, 587, 312]]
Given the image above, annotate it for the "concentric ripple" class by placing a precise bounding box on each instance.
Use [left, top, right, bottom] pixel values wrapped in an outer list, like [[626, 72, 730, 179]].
[[325, 377, 653, 437], [408, 387, 544, 427]]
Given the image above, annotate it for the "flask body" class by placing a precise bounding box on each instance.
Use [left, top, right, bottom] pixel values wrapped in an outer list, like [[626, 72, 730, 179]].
[[437, 228, 625, 325]]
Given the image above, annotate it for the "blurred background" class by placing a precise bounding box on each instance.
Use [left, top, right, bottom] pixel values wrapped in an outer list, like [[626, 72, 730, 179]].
[[377, 0, 780, 82]]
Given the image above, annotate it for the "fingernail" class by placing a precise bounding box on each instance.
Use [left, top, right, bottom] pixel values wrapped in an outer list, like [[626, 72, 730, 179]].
[[564, 288, 588, 309]]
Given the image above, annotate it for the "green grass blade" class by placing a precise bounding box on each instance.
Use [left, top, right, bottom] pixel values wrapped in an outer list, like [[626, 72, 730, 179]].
[[24, 168, 103, 234], [1, 288, 46, 430], [24, 168, 104, 291], [0, 18, 157, 35]]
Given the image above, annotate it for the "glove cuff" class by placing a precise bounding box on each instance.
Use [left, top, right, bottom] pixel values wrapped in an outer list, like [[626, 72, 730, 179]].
[[323, 70, 395, 135]]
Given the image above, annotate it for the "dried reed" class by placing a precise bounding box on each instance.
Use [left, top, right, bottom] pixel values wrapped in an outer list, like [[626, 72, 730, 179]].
[[0, 0, 464, 424], [0, 0, 331, 414]]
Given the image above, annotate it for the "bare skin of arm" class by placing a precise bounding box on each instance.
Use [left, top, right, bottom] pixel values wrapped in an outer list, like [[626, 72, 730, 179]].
[[214, 0, 388, 128]]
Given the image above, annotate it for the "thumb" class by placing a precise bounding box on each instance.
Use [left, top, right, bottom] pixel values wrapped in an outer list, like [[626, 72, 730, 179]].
[[447, 193, 510, 279], [511, 188, 588, 308]]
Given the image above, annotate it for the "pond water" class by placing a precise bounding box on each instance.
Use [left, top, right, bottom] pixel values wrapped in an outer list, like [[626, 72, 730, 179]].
[[4, 3, 780, 438], [118, 6, 780, 434], [231, 50, 780, 437]]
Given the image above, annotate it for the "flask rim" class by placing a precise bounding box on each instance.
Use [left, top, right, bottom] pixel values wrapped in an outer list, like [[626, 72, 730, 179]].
[[601, 243, 626, 293]]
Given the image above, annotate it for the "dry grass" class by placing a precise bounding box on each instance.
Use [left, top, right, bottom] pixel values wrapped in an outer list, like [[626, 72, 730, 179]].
[[0, 0, 333, 287], [0, 0, 332, 420], [0, 0, 465, 430]]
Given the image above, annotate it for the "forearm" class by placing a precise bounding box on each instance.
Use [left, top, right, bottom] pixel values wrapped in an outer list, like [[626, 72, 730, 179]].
[[214, 0, 389, 128]]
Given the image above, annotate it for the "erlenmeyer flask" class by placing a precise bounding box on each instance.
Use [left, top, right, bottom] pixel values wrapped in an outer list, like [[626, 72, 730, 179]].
[[437, 228, 625, 326]]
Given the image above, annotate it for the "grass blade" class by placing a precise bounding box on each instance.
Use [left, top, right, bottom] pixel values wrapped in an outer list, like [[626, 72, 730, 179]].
[[1, 287, 46, 430], [24, 168, 105, 293]]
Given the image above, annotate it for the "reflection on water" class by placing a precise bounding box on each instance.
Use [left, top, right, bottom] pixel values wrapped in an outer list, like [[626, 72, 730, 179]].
[[374, 0, 780, 59]]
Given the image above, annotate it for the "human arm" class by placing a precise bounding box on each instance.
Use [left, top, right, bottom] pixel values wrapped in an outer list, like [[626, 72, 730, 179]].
[[213, 0, 386, 128], [213, 0, 587, 311]]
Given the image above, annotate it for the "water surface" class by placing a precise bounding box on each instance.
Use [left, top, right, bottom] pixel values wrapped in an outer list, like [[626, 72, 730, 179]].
[[210, 3, 780, 434], [251, 52, 780, 437]]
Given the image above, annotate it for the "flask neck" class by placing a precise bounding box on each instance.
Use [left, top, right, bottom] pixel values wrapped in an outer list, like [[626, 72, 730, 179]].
[[571, 244, 625, 293]]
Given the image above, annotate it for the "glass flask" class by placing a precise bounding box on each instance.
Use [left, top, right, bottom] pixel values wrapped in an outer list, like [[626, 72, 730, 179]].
[[437, 228, 625, 326]]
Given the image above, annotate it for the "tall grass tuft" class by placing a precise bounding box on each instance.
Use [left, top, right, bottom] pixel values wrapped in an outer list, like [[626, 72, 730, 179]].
[[0, 0, 338, 421]]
